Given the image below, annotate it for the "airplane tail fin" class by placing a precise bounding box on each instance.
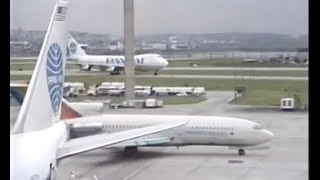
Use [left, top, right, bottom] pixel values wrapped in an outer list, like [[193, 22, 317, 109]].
[[61, 98, 83, 119], [67, 34, 87, 59], [11, 1, 70, 134]]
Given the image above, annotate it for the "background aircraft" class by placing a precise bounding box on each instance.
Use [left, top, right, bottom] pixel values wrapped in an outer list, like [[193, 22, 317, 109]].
[[67, 35, 168, 75], [10, 2, 186, 179]]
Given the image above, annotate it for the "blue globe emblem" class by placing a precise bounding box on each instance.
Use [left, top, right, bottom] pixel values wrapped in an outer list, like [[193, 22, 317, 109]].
[[69, 42, 77, 54], [46, 43, 63, 114], [66, 47, 70, 57]]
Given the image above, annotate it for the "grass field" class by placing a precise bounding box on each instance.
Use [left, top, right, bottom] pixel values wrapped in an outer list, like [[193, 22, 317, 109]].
[[230, 90, 308, 106], [10, 63, 79, 70], [10, 59, 37, 62], [10, 64, 308, 77], [10, 75, 307, 90]]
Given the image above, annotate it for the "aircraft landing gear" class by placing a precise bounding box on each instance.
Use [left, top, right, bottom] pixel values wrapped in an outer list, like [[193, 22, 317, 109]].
[[49, 163, 56, 180], [110, 71, 121, 75], [99, 67, 106, 72], [123, 146, 138, 157], [154, 71, 158, 76], [238, 149, 246, 156]]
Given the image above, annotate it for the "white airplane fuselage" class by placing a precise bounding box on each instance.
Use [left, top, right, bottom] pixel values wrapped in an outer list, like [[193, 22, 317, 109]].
[[75, 54, 168, 72], [10, 122, 68, 180], [67, 115, 274, 147]]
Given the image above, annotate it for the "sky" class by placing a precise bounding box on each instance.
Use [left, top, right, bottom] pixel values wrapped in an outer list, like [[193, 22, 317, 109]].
[[10, 0, 308, 36]]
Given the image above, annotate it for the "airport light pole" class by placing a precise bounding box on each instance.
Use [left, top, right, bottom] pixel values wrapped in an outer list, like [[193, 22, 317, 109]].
[[124, 0, 135, 100]]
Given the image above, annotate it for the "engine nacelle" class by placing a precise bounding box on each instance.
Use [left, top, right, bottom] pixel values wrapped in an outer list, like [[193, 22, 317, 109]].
[[107, 67, 123, 75], [69, 123, 103, 138]]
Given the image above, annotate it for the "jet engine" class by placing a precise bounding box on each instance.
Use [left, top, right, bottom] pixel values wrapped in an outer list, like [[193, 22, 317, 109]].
[[69, 123, 103, 138]]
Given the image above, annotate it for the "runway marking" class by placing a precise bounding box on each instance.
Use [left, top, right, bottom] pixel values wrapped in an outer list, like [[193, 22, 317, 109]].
[[122, 162, 152, 180]]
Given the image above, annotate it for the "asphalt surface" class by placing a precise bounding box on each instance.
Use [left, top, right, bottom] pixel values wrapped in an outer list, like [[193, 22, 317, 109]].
[[164, 67, 308, 71], [10, 91, 308, 180]]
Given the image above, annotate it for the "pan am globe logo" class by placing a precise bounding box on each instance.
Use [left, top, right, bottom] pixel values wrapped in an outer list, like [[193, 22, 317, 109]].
[[46, 43, 63, 114], [69, 42, 77, 54]]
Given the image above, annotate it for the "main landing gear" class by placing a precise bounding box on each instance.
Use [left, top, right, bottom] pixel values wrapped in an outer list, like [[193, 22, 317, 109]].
[[238, 149, 246, 156], [109, 71, 121, 75], [49, 163, 56, 180], [154, 70, 158, 76], [123, 146, 138, 157]]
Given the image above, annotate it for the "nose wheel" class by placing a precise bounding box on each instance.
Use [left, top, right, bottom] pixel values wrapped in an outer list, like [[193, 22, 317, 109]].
[[238, 149, 246, 156]]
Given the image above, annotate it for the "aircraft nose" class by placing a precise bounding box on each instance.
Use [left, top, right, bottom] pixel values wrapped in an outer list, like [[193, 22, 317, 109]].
[[262, 129, 274, 142], [162, 58, 168, 67]]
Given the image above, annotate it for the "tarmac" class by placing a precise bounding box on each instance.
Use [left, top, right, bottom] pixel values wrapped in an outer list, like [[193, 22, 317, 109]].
[[10, 91, 309, 180], [164, 67, 308, 71]]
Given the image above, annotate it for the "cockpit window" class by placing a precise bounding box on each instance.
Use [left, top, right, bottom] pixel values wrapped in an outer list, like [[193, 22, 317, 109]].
[[252, 124, 263, 130]]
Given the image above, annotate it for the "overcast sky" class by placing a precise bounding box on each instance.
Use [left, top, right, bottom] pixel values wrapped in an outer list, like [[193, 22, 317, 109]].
[[10, 0, 308, 36]]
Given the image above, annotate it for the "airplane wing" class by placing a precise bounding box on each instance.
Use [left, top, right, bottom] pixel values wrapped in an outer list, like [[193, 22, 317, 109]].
[[57, 120, 187, 159], [110, 136, 173, 147]]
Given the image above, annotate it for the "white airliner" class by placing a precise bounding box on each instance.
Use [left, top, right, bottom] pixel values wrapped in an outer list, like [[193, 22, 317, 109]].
[[67, 35, 168, 75], [10, 2, 186, 179], [65, 113, 274, 156]]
